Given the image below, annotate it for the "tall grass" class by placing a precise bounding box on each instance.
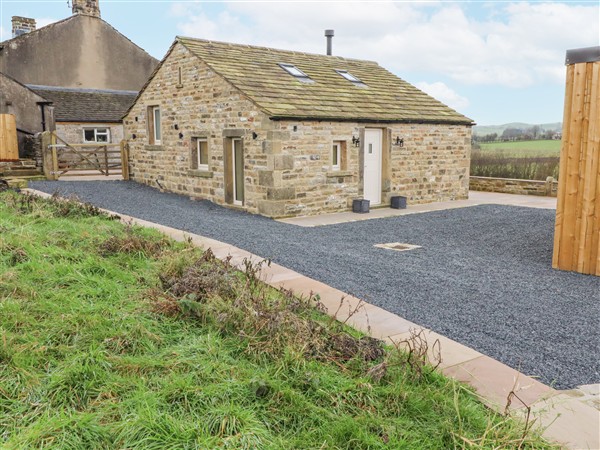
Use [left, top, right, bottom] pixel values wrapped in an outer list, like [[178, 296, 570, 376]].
[[0, 191, 556, 449]]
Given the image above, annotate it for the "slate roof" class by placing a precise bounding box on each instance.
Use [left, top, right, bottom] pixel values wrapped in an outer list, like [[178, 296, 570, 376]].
[[177, 37, 473, 124], [28, 85, 138, 122]]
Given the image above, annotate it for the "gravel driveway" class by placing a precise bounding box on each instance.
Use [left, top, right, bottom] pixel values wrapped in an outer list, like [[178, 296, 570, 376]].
[[30, 180, 600, 389]]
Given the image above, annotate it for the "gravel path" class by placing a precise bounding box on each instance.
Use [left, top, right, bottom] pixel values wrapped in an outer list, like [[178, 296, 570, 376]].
[[31, 180, 600, 389]]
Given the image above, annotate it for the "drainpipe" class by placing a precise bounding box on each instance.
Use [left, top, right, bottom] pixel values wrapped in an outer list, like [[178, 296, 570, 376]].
[[325, 29, 334, 56], [37, 102, 52, 131]]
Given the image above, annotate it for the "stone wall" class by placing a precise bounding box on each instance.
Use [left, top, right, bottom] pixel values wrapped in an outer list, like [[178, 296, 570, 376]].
[[1, 15, 157, 91], [125, 42, 471, 218], [124, 42, 273, 214], [56, 122, 124, 145], [259, 122, 471, 217], [470, 176, 558, 197]]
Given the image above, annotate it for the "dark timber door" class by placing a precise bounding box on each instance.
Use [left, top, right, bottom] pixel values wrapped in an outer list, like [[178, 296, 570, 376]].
[[232, 138, 244, 205]]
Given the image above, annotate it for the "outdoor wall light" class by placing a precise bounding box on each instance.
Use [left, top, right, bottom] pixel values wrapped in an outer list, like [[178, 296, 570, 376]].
[[394, 136, 404, 147], [252, 132, 258, 140], [352, 136, 360, 147]]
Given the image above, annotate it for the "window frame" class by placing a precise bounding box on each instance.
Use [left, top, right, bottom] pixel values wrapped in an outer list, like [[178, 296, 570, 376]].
[[335, 69, 367, 87], [331, 142, 341, 171], [279, 63, 314, 83], [152, 106, 161, 144], [82, 127, 111, 143], [192, 137, 209, 171], [147, 105, 161, 145]]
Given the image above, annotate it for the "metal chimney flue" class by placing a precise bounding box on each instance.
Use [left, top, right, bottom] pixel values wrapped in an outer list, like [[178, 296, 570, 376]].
[[325, 29, 334, 55]]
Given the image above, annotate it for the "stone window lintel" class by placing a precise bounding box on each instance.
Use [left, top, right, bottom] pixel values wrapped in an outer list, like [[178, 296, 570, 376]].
[[222, 128, 246, 138]]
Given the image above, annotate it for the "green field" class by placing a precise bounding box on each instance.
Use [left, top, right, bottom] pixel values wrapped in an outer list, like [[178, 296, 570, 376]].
[[478, 140, 561, 157], [0, 191, 554, 449]]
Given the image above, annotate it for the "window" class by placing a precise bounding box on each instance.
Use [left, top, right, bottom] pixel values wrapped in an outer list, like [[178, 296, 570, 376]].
[[331, 140, 347, 171], [335, 69, 367, 87], [331, 142, 341, 171], [279, 63, 314, 83], [83, 128, 110, 143], [148, 106, 161, 144], [191, 138, 209, 170]]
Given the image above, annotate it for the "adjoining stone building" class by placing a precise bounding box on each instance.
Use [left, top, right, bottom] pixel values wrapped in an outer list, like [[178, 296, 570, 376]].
[[0, 72, 54, 158], [124, 37, 473, 218], [29, 86, 136, 145], [0, 0, 157, 154]]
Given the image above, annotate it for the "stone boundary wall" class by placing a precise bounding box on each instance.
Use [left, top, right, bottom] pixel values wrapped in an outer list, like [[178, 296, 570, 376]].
[[470, 176, 558, 197]]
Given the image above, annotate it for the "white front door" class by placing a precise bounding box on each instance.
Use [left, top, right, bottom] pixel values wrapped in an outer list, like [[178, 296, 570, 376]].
[[363, 128, 382, 205]]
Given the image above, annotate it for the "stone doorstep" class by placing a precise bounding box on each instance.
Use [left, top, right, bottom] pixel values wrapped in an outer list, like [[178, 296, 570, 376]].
[[22, 187, 599, 449]]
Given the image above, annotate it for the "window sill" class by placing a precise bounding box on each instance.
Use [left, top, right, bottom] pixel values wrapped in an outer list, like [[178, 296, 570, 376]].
[[188, 169, 213, 178], [326, 170, 352, 178], [144, 145, 164, 151]]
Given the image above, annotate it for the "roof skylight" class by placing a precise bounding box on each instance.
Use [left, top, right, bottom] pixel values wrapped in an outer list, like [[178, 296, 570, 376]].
[[279, 63, 314, 83], [335, 70, 367, 87]]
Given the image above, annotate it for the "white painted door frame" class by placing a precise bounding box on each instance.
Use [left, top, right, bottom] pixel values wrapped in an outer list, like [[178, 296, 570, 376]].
[[363, 128, 382, 205]]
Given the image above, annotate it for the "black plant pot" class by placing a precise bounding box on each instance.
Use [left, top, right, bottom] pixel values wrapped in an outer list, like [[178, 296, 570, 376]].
[[352, 199, 370, 213], [391, 196, 407, 209]]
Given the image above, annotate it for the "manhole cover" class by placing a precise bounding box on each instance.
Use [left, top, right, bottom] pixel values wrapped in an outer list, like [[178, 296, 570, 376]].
[[374, 242, 421, 252]]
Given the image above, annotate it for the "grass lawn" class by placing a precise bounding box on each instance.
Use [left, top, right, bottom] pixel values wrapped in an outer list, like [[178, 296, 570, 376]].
[[478, 140, 561, 157], [0, 191, 555, 449]]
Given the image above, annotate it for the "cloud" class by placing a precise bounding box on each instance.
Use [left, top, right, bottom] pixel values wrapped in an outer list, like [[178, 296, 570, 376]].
[[415, 82, 470, 110], [172, 1, 599, 89], [35, 17, 60, 28]]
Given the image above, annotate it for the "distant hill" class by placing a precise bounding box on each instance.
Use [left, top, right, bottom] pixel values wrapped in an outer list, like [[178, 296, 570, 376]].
[[473, 122, 562, 136]]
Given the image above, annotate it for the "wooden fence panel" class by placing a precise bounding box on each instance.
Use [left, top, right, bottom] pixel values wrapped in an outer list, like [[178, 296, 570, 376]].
[[0, 114, 19, 161], [553, 47, 600, 276]]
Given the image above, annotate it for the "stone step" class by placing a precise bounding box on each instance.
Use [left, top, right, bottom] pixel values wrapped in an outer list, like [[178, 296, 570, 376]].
[[2, 175, 47, 189], [0, 169, 42, 177], [0, 159, 37, 167]]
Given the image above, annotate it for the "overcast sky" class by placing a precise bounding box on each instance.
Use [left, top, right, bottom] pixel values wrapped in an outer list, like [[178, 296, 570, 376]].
[[1, 1, 598, 126]]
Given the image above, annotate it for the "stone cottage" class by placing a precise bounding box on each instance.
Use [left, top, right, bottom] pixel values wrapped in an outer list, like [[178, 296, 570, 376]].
[[124, 37, 473, 218], [0, 0, 157, 151]]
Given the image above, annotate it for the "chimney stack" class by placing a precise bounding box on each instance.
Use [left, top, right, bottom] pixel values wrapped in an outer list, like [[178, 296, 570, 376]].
[[325, 29, 334, 56], [72, 0, 101, 18], [12, 16, 36, 38]]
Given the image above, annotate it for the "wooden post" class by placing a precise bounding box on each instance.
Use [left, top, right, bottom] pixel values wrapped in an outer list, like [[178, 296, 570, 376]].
[[120, 140, 130, 180], [51, 133, 59, 180], [103, 144, 109, 176], [41, 132, 53, 180], [552, 46, 600, 276]]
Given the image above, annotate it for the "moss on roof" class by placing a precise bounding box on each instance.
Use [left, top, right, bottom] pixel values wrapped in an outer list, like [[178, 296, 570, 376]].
[[177, 37, 473, 124]]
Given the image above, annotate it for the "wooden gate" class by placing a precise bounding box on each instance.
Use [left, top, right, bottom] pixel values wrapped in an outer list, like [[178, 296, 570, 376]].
[[47, 132, 129, 179], [552, 46, 600, 276], [0, 114, 19, 161]]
